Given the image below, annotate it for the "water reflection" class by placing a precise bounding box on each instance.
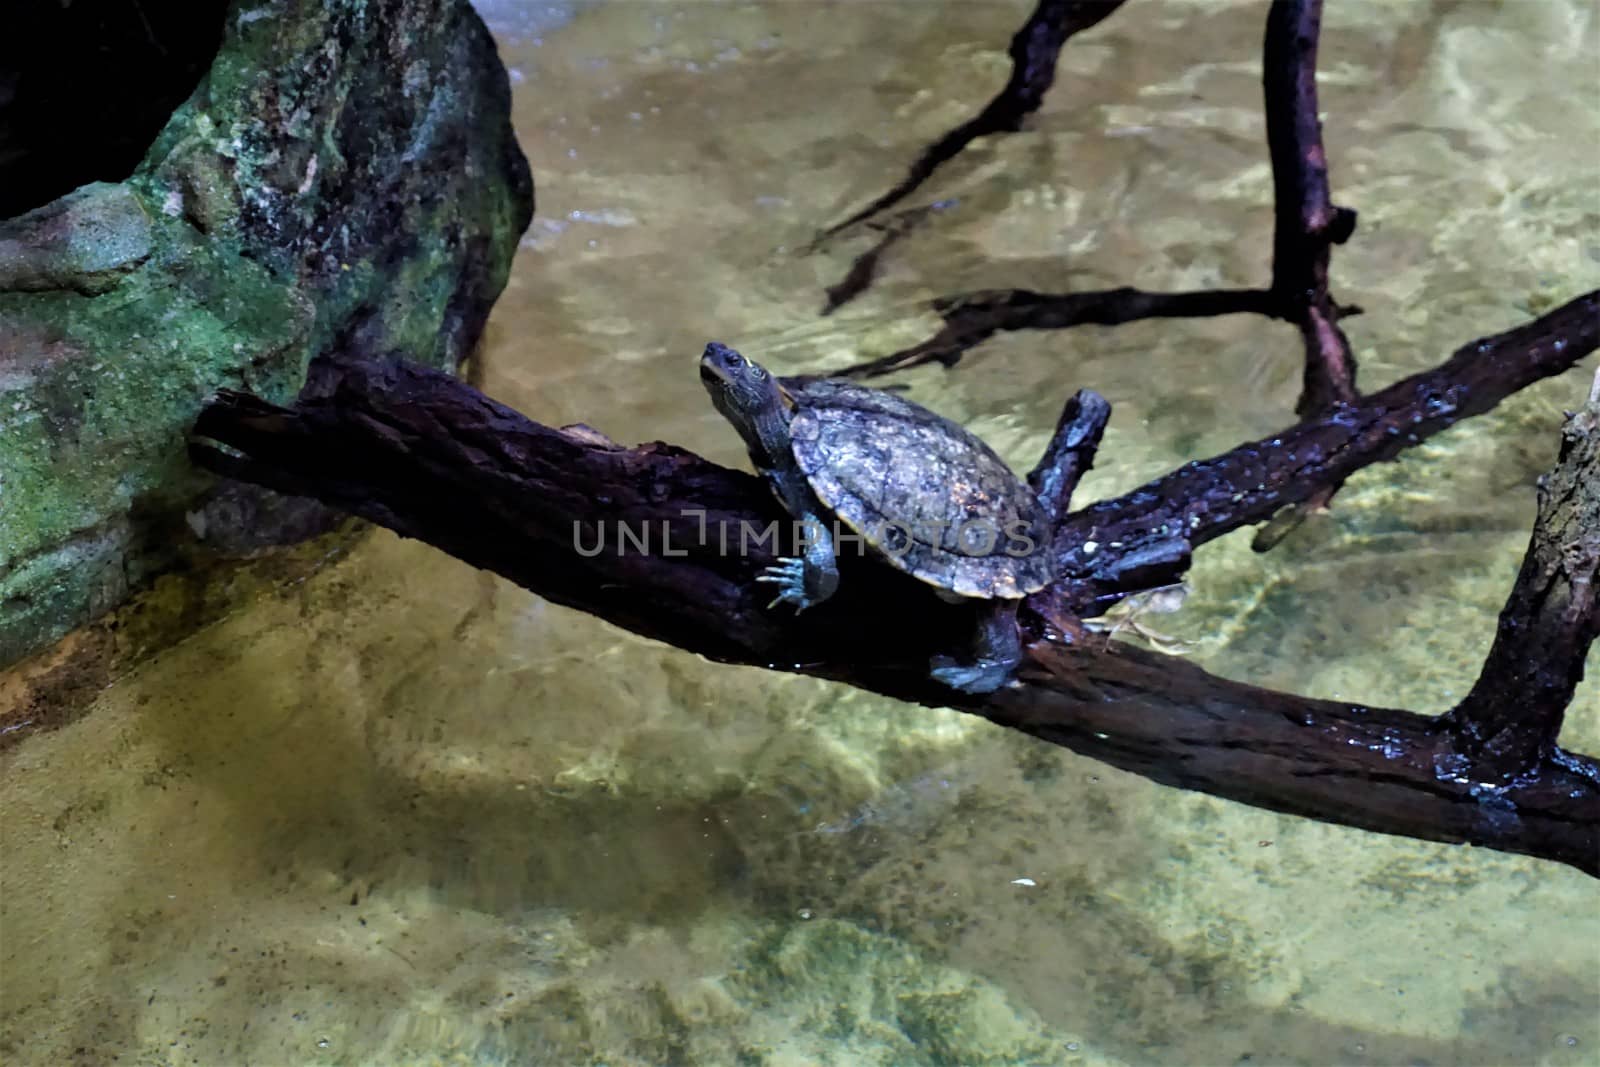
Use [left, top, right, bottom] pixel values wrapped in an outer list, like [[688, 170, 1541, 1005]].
[[3, 1, 1598, 1064]]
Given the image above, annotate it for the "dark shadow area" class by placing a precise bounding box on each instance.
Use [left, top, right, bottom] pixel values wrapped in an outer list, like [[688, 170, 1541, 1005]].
[[0, 0, 229, 218]]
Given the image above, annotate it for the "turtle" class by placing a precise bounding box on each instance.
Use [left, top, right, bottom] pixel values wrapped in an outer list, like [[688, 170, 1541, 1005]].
[[698, 340, 1057, 694]]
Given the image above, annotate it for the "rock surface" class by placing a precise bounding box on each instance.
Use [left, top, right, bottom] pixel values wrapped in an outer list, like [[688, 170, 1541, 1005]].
[[0, 0, 534, 669]]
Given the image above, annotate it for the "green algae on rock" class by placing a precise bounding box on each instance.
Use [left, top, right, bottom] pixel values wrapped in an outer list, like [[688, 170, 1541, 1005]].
[[0, 0, 534, 673]]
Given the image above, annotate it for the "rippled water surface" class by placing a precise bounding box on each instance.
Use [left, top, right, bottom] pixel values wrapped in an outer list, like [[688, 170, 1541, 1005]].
[[3, 1, 1598, 1064]]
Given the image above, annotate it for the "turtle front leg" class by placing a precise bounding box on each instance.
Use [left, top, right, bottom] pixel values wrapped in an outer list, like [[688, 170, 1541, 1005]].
[[756, 508, 840, 613], [930, 599, 1023, 694]]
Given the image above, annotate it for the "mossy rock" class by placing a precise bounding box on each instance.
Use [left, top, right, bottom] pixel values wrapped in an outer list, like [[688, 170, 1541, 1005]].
[[0, 0, 534, 671]]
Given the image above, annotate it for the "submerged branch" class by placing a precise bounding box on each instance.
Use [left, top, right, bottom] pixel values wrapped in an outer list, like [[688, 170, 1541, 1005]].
[[837, 286, 1279, 378], [813, 0, 1125, 244], [821, 202, 946, 316], [837, 0, 1367, 430], [190, 297, 1600, 875]]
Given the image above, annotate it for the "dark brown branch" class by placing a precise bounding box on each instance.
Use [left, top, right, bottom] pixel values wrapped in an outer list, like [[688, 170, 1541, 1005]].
[[1028, 388, 1112, 521], [189, 297, 1600, 875], [1051, 290, 1600, 613], [1444, 369, 1600, 772], [838, 286, 1279, 378], [837, 0, 1369, 422], [813, 0, 1125, 244], [1247, 0, 1359, 549], [1264, 0, 1359, 417], [993, 642, 1596, 879]]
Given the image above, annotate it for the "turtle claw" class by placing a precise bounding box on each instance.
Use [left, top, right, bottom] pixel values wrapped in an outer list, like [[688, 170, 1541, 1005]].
[[756, 557, 815, 612], [930, 655, 1015, 695]]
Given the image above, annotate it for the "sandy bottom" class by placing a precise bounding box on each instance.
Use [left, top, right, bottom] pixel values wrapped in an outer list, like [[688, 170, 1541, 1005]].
[[3, 1, 1598, 1064]]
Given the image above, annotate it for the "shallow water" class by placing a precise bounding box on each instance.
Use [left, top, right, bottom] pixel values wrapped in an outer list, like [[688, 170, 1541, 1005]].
[[3, 1, 1599, 1064]]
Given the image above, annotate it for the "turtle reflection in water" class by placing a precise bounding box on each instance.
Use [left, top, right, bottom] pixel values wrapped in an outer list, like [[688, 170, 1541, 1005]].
[[699, 341, 1068, 694]]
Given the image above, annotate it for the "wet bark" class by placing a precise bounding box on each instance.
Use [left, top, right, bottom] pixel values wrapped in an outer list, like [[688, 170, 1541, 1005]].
[[1050, 292, 1600, 612], [1444, 373, 1600, 774], [1263, 0, 1359, 417], [184, 0, 1600, 879], [190, 313, 1600, 877]]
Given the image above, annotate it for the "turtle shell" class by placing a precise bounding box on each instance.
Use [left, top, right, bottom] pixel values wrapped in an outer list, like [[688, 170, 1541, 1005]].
[[785, 379, 1053, 599]]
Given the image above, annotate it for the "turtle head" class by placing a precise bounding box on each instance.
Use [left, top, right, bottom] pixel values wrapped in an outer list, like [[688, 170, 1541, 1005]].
[[699, 342, 789, 450]]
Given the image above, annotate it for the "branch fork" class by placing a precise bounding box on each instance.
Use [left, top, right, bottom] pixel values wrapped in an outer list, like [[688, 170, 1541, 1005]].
[[184, 0, 1600, 876]]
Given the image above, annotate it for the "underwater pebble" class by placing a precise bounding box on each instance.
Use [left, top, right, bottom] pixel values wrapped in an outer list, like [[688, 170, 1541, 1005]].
[[797, 908, 813, 920]]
